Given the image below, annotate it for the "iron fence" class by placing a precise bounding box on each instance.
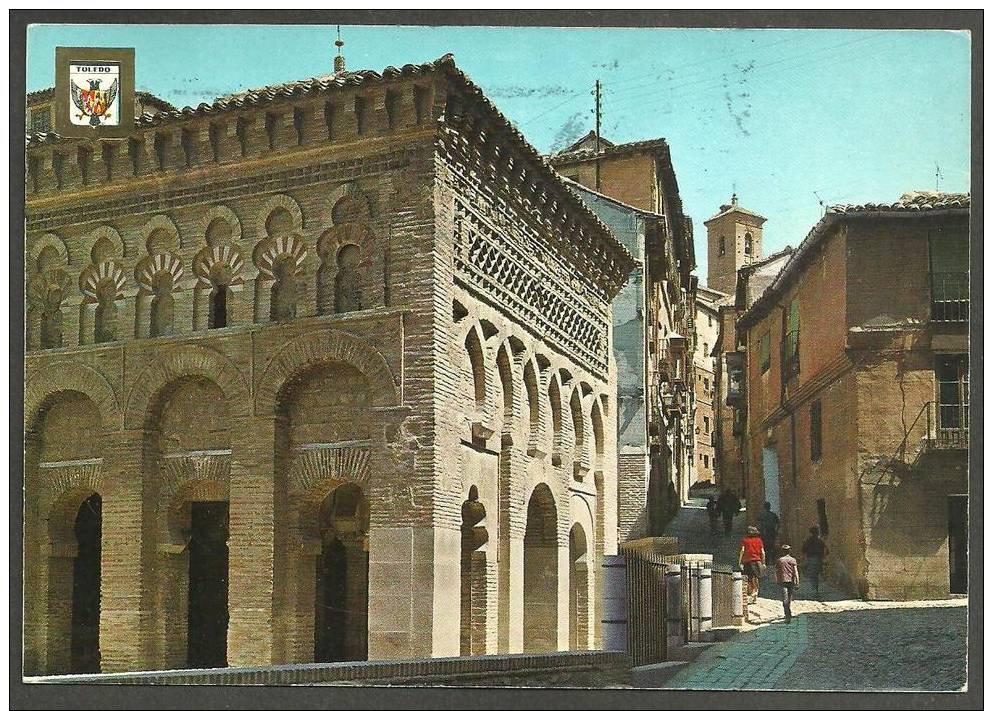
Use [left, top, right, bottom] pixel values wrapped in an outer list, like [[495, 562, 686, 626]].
[[621, 549, 667, 666]]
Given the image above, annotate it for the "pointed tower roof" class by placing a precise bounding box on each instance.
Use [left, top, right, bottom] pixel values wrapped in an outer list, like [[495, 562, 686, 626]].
[[703, 194, 767, 225]]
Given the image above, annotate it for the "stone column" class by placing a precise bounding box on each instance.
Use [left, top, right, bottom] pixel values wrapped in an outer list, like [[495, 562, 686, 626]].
[[100, 429, 148, 672], [226, 413, 277, 667]]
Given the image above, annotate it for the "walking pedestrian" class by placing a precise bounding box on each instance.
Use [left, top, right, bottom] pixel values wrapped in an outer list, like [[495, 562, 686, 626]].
[[738, 525, 765, 602], [775, 543, 800, 623], [717, 488, 740, 533], [706, 495, 720, 535], [801, 526, 828, 599], [757, 501, 780, 561]]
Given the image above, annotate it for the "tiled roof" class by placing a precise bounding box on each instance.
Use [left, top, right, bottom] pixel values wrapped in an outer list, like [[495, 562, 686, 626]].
[[24, 54, 637, 278], [25, 59, 444, 146], [827, 191, 970, 214], [704, 201, 767, 225], [26, 86, 176, 112], [737, 191, 970, 329], [548, 132, 669, 165]]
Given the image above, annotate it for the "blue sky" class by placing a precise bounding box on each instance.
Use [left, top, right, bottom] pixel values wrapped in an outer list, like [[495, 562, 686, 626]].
[[27, 24, 971, 284]]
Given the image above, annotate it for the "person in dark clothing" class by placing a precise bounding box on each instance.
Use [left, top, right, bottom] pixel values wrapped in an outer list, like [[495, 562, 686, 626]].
[[757, 501, 780, 561], [801, 526, 828, 599], [717, 488, 740, 533], [706, 495, 720, 535]]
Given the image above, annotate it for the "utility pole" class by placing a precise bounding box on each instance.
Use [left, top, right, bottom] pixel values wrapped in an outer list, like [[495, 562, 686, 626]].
[[935, 162, 942, 191], [594, 80, 602, 191]]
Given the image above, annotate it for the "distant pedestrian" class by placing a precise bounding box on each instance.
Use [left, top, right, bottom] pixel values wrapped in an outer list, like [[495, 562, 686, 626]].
[[801, 526, 828, 599], [775, 544, 800, 623], [717, 488, 740, 533], [739, 525, 766, 602], [706, 495, 720, 534], [757, 501, 780, 561]]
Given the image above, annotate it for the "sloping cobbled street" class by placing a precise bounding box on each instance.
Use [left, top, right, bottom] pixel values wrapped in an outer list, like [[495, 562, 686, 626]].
[[656, 500, 969, 692]]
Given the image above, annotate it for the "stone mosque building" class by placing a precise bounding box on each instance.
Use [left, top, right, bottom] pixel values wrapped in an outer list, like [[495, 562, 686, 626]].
[[23, 53, 635, 674]]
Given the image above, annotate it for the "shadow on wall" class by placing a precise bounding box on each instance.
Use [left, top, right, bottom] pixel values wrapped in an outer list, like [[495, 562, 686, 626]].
[[863, 467, 952, 559]]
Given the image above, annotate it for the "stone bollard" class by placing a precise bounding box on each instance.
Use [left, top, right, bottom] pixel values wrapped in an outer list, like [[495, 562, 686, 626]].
[[665, 563, 683, 647], [732, 571, 744, 626], [697, 564, 713, 640], [686, 563, 703, 641], [601, 554, 627, 652]]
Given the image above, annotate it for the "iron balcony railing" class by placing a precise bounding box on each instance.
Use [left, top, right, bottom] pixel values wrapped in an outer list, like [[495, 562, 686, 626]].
[[893, 400, 969, 466], [929, 399, 969, 450], [931, 271, 969, 323]]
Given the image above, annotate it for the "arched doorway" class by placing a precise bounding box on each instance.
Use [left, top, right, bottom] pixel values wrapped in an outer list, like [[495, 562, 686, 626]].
[[27, 390, 104, 675], [569, 523, 589, 651], [523, 484, 559, 652], [149, 376, 231, 669], [276, 361, 372, 663], [314, 483, 369, 662], [460, 486, 488, 656]]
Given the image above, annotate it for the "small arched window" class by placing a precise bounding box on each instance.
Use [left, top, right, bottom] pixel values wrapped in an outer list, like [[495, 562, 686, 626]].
[[209, 284, 230, 329], [40, 287, 64, 349], [744, 232, 753, 256], [94, 281, 118, 343], [718, 235, 726, 257], [270, 256, 297, 322], [149, 272, 175, 337], [208, 263, 232, 329], [334, 244, 362, 313]]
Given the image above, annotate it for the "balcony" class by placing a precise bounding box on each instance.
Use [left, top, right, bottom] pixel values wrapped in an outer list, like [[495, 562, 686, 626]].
[[931, 271, 969, 323], [927, 400, 969, 450]]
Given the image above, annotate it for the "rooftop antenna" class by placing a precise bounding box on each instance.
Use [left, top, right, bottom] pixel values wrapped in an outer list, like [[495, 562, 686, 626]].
[[935, 162, 943, 191], [814, 190, 826, 215], [334, 25, 346, 74]]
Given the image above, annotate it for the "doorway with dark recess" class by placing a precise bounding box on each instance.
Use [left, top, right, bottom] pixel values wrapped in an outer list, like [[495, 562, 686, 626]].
[[70, 494, 101, 673], [187, 501, 229, 669], [947, 495, 968, 594]]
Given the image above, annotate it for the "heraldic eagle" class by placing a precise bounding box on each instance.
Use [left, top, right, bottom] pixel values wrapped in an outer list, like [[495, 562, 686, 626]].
[[70, 77, 119, 126]]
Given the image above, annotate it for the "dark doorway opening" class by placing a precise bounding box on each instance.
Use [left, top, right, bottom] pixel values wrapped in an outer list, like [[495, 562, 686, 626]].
[[71, 494, 102, 673], [187, 501, 229, 669], [313, 484, 369, 662], [315, 537, 349, 662], [948, 495, 968, 594]]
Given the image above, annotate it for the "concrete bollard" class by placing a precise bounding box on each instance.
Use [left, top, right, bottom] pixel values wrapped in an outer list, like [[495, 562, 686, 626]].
[[665, 563, 683, 646], [732, 571, 744, 626], [601, 555, 627, 652], [697, 564, 713, 640]]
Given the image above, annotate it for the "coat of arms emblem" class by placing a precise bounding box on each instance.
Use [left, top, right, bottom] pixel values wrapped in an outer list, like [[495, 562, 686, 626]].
[[68, 62, 120, 127]]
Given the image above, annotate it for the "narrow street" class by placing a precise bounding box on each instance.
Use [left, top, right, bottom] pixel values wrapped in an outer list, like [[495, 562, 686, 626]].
[[655, 500, 969, 692]]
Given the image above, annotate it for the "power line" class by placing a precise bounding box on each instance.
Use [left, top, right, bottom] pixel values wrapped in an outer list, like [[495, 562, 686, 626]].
[[605, 32, 884, 109], [602, 33, 801, 92], [517, 90, 586, 127], [604, 33, 895, 114]]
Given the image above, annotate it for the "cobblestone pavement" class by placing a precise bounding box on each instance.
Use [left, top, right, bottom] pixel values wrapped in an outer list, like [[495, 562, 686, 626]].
[[660, 503, 969, 692], [662, 603, 968, 691]]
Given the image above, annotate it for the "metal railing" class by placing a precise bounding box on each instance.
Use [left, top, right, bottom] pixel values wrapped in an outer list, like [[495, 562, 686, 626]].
[[930, 399, 969, 449], [621, 549, 668, 666], [931, 272, 969, 323]]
